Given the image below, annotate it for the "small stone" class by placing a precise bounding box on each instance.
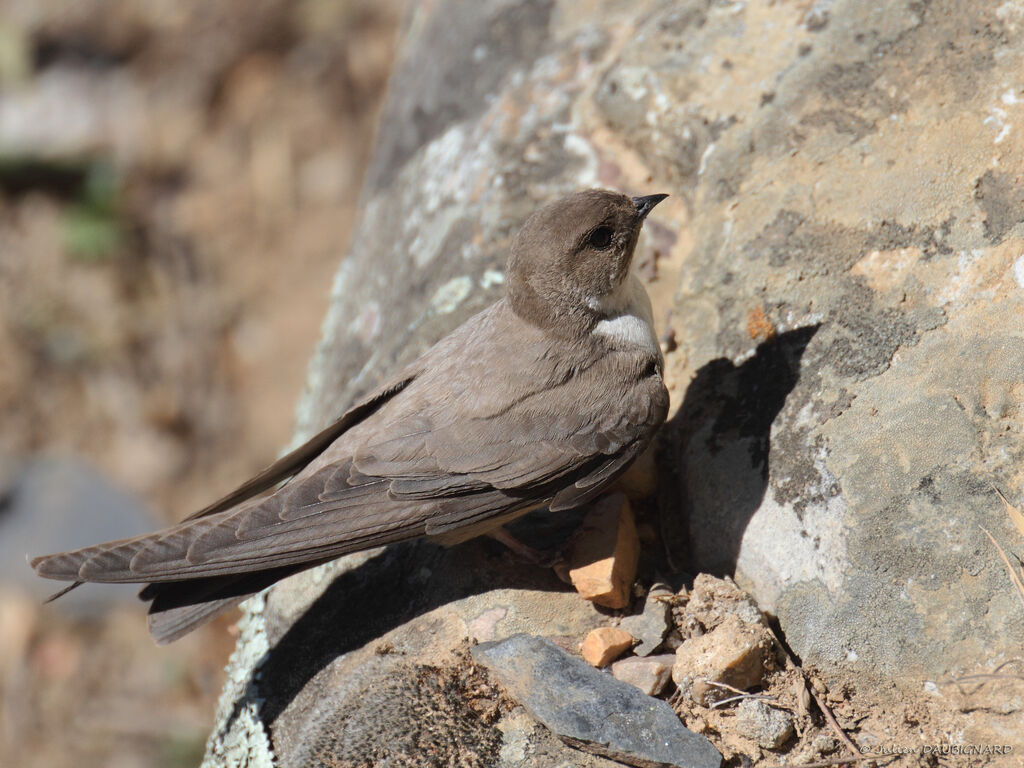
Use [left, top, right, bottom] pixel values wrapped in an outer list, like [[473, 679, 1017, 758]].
[[567, 494, 640, 610], [472, 634, 722, 768], [610, 654, 675, 696], [663, 630, 685, 652], [810, 733, 839, 754], [685, 574, 764, 629], [581, 627, 634, 667], [672, 615, 772, 706], [733, 699, 794, 749], [619, 584, 671, 655]]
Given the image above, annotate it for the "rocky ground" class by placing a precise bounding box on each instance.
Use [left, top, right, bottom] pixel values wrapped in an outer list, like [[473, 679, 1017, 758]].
[[362, 492, 1024, 768], [0, 2, 401, 766]]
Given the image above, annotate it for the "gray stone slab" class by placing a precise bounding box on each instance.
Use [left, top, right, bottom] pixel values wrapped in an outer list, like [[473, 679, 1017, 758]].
[[473, 633, 722, 768]]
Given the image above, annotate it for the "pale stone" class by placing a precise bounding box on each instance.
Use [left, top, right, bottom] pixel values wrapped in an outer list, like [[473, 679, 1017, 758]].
[[610, 654, 675, 696], [672, 615, 773, 706], [733, 698, 795, 750]]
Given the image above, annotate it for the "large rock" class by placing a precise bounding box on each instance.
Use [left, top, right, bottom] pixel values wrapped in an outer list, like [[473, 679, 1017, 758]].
[[643, 0, 1024, 685], [473, 634, 721, 768], [206, 0, 1024, 762]]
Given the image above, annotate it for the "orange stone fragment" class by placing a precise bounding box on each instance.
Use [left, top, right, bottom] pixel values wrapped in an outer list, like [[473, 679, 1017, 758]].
[[581, 627, 635, 667], [567, 494, 640, 609]]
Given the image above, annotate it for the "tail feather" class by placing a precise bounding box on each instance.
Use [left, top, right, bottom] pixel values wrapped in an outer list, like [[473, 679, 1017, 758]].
[[147, 594, 252, 645], [43, 581, 83, 602], [141, 561, 322, 643]]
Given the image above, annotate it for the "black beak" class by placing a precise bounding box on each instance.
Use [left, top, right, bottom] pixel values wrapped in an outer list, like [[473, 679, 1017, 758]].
[[632, 193, 669, 219]]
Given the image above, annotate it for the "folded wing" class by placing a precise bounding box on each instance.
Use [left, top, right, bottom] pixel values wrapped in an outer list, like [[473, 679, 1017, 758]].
[[32, 301, 667, 587]]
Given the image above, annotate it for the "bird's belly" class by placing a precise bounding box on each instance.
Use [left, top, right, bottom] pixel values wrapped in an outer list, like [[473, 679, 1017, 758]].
[[425, 502, 543, 546]]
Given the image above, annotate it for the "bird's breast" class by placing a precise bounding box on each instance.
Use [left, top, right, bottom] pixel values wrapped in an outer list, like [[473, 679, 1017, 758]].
[[591, 274, 661, 359]]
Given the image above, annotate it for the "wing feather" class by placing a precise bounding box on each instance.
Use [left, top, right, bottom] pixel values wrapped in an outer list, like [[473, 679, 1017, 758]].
[[32, 301, 667, 597]]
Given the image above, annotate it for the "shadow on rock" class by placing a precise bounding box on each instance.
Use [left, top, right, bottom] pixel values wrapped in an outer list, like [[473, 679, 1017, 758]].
[[247, 506, 585, 730], [660, 325, 819, 574]]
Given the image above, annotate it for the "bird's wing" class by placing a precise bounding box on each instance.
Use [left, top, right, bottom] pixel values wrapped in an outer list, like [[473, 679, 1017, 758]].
[[347, 313, 668, 533], [32, 302, 667, 584], [182, 371, 416, 521], [29, 362, 426, 584]]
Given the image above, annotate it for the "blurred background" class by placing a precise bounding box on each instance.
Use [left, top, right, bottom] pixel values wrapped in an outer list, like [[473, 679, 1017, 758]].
[[0, 1, 402, 765]]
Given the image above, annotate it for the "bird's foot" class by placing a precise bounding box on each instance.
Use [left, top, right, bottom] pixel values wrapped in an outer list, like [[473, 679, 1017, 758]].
[[487, 526, 565, 569]]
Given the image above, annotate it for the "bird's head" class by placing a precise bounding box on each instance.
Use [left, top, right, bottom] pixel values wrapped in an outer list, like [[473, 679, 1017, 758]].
[[507, 189, 667, 334]]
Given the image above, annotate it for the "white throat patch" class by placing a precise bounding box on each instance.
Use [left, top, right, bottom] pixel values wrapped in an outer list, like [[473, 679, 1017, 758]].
[[590, 274, 661, 357]]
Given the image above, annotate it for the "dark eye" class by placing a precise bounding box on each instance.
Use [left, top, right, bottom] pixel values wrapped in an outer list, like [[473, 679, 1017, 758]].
[[588, 226, 614, 249]]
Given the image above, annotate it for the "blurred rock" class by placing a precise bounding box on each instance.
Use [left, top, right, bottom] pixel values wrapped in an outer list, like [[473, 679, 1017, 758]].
[[0, 457, 156, 610], [619, 583, 672, 655], [610, 654, 674, 697], [581, 627, 633, 668], [616, 446, 658, 498], [732, 699, 794, 750], [0, 586, 36, 677], [473, 634, 722, 768], [568, 494, 639, 610], [0, 66, 145, 160], [672, 615, 774, 707]]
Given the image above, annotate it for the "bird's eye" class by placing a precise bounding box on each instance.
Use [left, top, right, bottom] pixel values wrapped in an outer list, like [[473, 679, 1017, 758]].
[[588, 226, 614, 249]]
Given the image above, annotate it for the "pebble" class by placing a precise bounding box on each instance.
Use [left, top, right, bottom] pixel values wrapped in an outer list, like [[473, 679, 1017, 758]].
[[567, 494, 639, 610], [733, 698, 794, 749], [610, 654, 675, 696], [619, 583, 672, 655], [581, 627, 634, 667], [672, 615, 772, 706]]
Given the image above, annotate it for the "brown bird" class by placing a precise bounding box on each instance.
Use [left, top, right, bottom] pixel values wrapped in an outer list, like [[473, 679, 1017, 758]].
[[31, 189, 670, 643]]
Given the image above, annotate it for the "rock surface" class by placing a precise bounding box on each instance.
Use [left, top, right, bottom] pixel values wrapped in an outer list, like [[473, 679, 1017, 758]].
[[206, 0, 1024, 761], [646, 0, 1024, 691], [473, 634, 722, 768]]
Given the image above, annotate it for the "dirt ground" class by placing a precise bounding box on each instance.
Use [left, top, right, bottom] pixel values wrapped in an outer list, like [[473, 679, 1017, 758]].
[[0, 2, 401, 766]]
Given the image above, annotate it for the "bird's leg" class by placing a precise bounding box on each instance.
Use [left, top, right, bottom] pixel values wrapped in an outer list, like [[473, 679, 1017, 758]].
[[487, 526, 564, 568]]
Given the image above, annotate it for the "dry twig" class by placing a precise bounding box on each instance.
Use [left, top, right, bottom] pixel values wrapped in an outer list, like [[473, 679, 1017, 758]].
[[946, 658, 1024, 698], [702, 680, 798, 714], [993, 487, 1024, 539], [979, 525, 1024, 613], [763, 624, 864, 759]]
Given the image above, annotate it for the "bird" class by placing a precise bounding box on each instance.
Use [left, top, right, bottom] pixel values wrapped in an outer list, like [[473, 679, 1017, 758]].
[[31, 188, 670, 644]]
